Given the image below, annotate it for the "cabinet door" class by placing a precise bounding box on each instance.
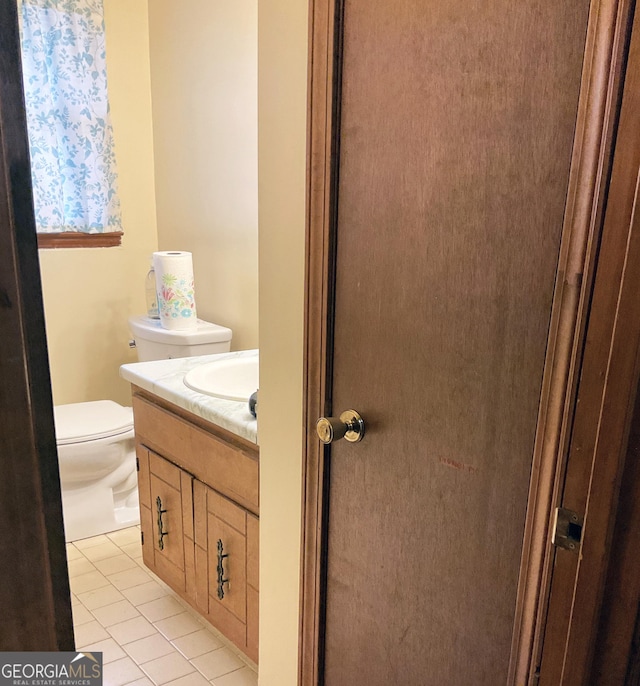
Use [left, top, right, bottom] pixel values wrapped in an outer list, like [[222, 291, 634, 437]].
[[143, 449, 189, 592], [207, 488, 247, 649], [151, 475, 183, 563]]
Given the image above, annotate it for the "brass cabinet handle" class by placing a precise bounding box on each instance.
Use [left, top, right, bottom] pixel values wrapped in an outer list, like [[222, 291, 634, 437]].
[[156, 496, 168, 550], [316, 409, 365, 444], [217, 539, 229, 599]]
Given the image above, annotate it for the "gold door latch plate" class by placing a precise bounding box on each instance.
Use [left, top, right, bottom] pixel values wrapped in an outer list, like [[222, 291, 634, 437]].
[[552, 507, 583, 551]]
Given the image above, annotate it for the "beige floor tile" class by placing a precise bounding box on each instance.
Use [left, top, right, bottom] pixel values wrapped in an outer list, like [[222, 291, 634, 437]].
[[75, 534, 111, 549], [71, 603, 94, 626], [77, 637, 126, 664], [122, 581, 170, 607], [120, 542, 143, 559], [107, 526, 141, 547], [149, 575, 174, 593], [238, 654, 257, 673], [93, 554, 139, 576], [191, 648, 245, 681], [154, 612, 204, 641], [139, 651, 195, 686], [70, 570, 111, 595], [74, 620, 109, 647], [108, 567, 153, 591], [163, 672, 210, 686], [136, 556, 152, 570], [122, 633, 175, 664], [212, 667, 258, 686], [66, 543, 84, 561], [122, 679, 154, 686], [108, 616, 157, 645], [71, 594, 81, 607], [68, 557, 97, 578], [171, 628, 223, 659], [138, 596, 185, 623], [77, 585, 126, 610], [82, 540, 123, 562], [103, 656, 144, 686], [92, 599, 141, 627]]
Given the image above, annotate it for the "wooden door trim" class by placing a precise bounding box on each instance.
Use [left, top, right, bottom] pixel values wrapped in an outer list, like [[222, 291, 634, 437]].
[[299, 0, 631, 684], [300, 0, 341, 682], [510, 0, 635, 683], [537, 3, 640, 682]]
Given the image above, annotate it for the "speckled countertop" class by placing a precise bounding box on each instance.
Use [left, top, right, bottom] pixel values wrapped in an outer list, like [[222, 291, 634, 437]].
[[120, 349, 258, 444]]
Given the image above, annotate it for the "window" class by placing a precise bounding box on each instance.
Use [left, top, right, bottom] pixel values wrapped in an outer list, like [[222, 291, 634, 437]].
[[19, 0, 122, 247]]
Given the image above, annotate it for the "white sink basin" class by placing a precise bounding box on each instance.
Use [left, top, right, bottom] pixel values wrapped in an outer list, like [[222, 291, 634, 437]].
[[184, 355, 259, 401]]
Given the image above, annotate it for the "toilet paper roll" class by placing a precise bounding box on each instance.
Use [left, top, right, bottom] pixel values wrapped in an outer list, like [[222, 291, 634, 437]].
[[153, 251, 198, 330]]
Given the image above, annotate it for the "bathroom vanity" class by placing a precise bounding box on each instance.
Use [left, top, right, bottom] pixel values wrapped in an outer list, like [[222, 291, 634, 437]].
[[120, 352, 259, 663]]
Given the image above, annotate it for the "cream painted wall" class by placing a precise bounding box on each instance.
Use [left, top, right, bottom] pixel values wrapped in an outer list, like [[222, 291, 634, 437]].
[[148, 1, 258, 352], [257, 0, 308, 682], [38, 0, 158, 407]]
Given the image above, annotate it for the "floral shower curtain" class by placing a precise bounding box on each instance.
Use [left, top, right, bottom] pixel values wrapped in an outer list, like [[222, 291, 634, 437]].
[[20, 0, 121, 233]]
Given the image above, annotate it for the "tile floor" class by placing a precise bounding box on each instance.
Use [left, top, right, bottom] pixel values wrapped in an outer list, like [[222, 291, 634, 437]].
[[68, 526, 258, 686]]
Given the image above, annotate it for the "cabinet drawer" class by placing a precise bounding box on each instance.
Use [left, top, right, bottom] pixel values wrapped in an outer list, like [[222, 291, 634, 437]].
[[133, 395, 259, 513]]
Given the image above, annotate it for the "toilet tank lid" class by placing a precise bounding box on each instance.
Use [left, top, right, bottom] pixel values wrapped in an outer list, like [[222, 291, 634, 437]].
[[128, 315, 233, 345], [54, 401, 133, 445]]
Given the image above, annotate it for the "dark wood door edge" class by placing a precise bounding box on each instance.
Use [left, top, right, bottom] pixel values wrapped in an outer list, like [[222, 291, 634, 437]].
[[509, 0, 635, 683], [0, 1, 73, 650], [299, 0, 341, 683]]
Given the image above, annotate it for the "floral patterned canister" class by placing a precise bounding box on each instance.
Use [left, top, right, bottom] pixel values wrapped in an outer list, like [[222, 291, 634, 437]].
[[153, 251, 198, 330]]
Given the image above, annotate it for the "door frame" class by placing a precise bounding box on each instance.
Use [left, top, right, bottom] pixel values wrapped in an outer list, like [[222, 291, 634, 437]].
[[536, 3, 640, 682], [299, 0, 634, 683], [0, 0, 73, 650]]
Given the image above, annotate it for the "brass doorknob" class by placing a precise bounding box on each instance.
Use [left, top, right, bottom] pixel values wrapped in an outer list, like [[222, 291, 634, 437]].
[[316, 410, 365, 444]]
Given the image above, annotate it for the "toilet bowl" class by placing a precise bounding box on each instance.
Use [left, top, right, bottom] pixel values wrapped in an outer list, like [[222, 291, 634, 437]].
[[55, 315, 233, 542], [55, 401, 138, 542]]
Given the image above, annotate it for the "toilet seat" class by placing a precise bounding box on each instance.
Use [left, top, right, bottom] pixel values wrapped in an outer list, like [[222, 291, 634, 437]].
[[54, 400, 133, 445]]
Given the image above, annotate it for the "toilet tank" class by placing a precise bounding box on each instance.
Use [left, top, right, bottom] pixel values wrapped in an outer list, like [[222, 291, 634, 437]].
[[128, 315, 232, 361]]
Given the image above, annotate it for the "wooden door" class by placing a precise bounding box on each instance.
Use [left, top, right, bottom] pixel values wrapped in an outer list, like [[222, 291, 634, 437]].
[[300, 0, 627, 683]]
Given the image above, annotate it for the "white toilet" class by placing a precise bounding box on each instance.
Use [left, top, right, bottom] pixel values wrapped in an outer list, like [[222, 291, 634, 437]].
[[55, 316, 233, 542]]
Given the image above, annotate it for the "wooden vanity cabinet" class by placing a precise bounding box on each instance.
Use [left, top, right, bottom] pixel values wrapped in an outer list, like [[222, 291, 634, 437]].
[[132, 388, 259, 663]]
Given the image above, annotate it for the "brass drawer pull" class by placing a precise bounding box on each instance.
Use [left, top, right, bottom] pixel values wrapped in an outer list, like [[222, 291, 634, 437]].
[[217, 539, 229, 599], [156, 496, 168, 550]]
